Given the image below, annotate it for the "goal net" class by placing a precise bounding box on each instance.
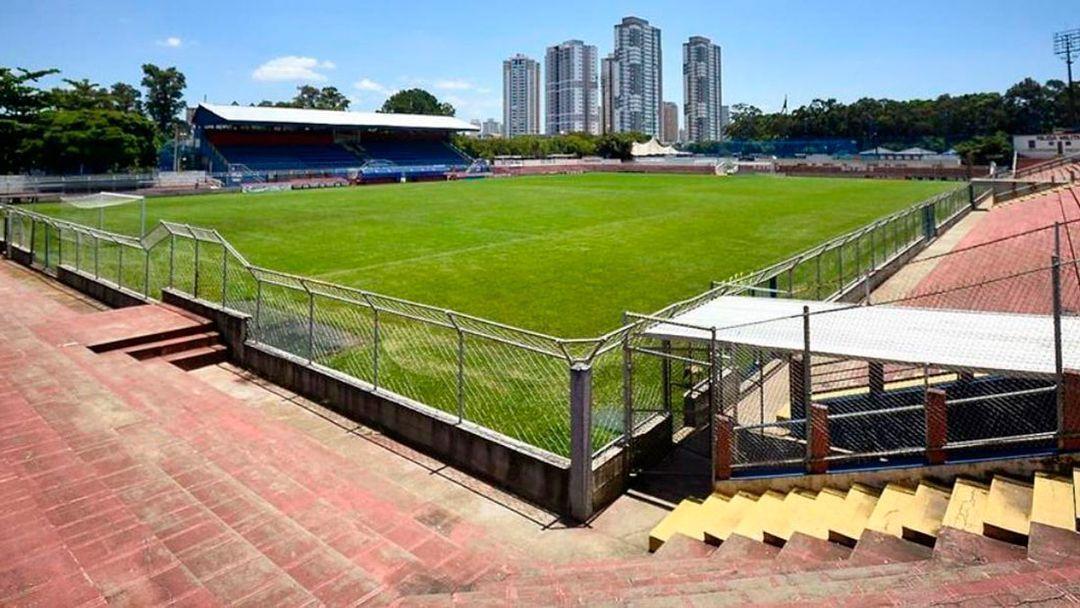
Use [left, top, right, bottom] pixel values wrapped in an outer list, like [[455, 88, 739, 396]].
[[59, 192, 147, 236]]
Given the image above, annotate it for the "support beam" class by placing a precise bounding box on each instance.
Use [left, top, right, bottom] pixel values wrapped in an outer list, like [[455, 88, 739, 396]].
[[789, 354, 807, 420], [807, 403, 828, 474], [1060, 370, 1080, 451], [925, 388, 947, 465], [868, 361, 885, 401], [714, 414, 733, 481], [569, 363, 594, 522]]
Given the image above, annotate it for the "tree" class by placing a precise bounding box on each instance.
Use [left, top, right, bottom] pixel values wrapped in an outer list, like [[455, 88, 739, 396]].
[[379, 88, 454, 116], [0, 67, 58, 172], [258, 85, 350, 110], [953, 132, 1011, 166], [140, 64, 186, 133], [49, 78, 112, 110], [110, 82, 142, 113], [22, 108, 157, 173]]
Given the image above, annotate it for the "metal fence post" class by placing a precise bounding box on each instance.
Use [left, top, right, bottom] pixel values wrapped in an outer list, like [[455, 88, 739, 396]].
[[815, 253, 822, 300], [193, 237, 200, 297], [802, 305, 812, 421], [837, 241, 844, 292], [447, 312, 464, 423], [143, 248, 150, 297], [307, 286, 315, 363], [569, 362, 594, 521], [1053, 223, 1064, 433], [168, 234, 175, 288], [29, 219, 35, 264], [253, 278, 263, 340], [75, 230, 80, 270], [221, 245, 228, 308], [117, 243, 123, 287], [94, 235, 99, 279], [622, 328, 634, 455]]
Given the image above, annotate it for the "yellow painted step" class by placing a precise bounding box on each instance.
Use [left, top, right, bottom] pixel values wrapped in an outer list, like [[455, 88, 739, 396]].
[[1031, 472, 1076, 531], [793, 487, 848, 541], [731, 490, 787, 542], [829, 483, 881, 546], [648, 499, 704, 552], [941, 478, 990, 535], [702, 492, 758, 545], [763, 488, 819, 546], [865, 483, 917, 538], [984, 475, 1033, 544], [901, 482, 951, 547], [1074, 469, 1080, 531]]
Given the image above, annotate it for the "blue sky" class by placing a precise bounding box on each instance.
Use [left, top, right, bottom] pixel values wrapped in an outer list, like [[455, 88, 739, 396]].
[[2, 0, 1077, 121]]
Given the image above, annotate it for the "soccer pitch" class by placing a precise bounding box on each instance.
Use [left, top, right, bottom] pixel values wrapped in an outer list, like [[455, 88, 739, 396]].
[[39, 173, 953, 336]]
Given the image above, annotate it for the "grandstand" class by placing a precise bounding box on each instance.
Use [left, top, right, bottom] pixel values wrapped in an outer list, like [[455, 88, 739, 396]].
[[190, 103, 478, 183]]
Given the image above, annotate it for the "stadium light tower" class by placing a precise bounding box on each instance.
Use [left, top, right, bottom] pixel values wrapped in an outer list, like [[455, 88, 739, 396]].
[[1055, 28, 1080, 129]]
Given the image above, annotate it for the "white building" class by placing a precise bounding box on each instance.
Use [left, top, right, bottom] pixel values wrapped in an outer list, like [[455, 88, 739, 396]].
[[481, 118, 502, 138], [1013, 133, 1080, 159], [503, 54, 541, 137], [611, 16, 663, 138], [545, 40, 600, 135], [683, 36, 723, 143]]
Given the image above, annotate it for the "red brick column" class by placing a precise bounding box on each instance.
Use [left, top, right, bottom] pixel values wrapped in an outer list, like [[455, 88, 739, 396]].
[[789, 355, 807, 419], [714, 414, 733, 481], [807, 403, 829, 474], [925, 388, 947, 465], [1060, 370, 1080, 451]]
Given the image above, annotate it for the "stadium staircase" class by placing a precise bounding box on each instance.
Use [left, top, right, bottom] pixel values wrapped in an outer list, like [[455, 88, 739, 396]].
[[83, 305, 227, 371]]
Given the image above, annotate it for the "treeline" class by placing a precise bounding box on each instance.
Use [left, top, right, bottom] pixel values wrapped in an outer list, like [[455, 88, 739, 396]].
[[454, 132, 650, 161], [724, 77, 1078, 163], [0, 65, 186, 174]]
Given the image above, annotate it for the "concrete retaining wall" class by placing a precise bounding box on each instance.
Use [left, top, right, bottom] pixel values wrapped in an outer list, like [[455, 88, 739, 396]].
[[161, 289, 575, 515]]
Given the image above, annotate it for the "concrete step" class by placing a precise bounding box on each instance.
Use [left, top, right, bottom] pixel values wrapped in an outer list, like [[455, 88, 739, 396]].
[[121, 331, 221, 360], [730, 490, 786, 543], [648, 499, 705, 552], [701, 492, 756, 545], [162, 344, 228, 371], [848, 529, 933, 566], [86, 320, 216, 353], [1075, 468, 1080, 531], [761, 488, 817, 547], [940, 477, 990, 536], [1030, 472, 1075, 532], [932, 526, 1028, 565], [865, 482, 917, 538], [792, 486, 847, 541], [774, 532, 852, 571], [900, 481, 951, 547], [828, 483, 881, 546], [984, 475, 1033, 545]]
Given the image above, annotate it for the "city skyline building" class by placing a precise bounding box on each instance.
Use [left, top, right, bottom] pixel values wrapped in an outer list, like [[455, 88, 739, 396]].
[[545, 40, 600, 135]]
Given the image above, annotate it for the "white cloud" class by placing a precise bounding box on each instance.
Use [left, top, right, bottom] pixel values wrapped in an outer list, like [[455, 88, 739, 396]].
[[252, 56, 335, 82], [157, 36, 183, 48], [433, 79, 474, 91], [353, 78, 389, 93]]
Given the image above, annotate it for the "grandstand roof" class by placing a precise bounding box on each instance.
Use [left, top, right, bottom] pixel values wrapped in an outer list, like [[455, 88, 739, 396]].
[[642, 296, 1077, 377], [191, 103, 479, 132]]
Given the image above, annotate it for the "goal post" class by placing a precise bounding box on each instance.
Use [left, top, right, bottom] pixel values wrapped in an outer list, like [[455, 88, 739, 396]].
[[59, 192, 147, 237]]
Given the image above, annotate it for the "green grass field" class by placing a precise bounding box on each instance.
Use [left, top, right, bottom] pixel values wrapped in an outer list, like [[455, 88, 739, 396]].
[[37, 173, 953, 337]]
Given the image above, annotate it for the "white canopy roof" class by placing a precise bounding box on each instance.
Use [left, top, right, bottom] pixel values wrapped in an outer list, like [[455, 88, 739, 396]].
[[631, 138, 681, 157], [642, 296, 1076, 377], [194, 103, 479, 132]]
